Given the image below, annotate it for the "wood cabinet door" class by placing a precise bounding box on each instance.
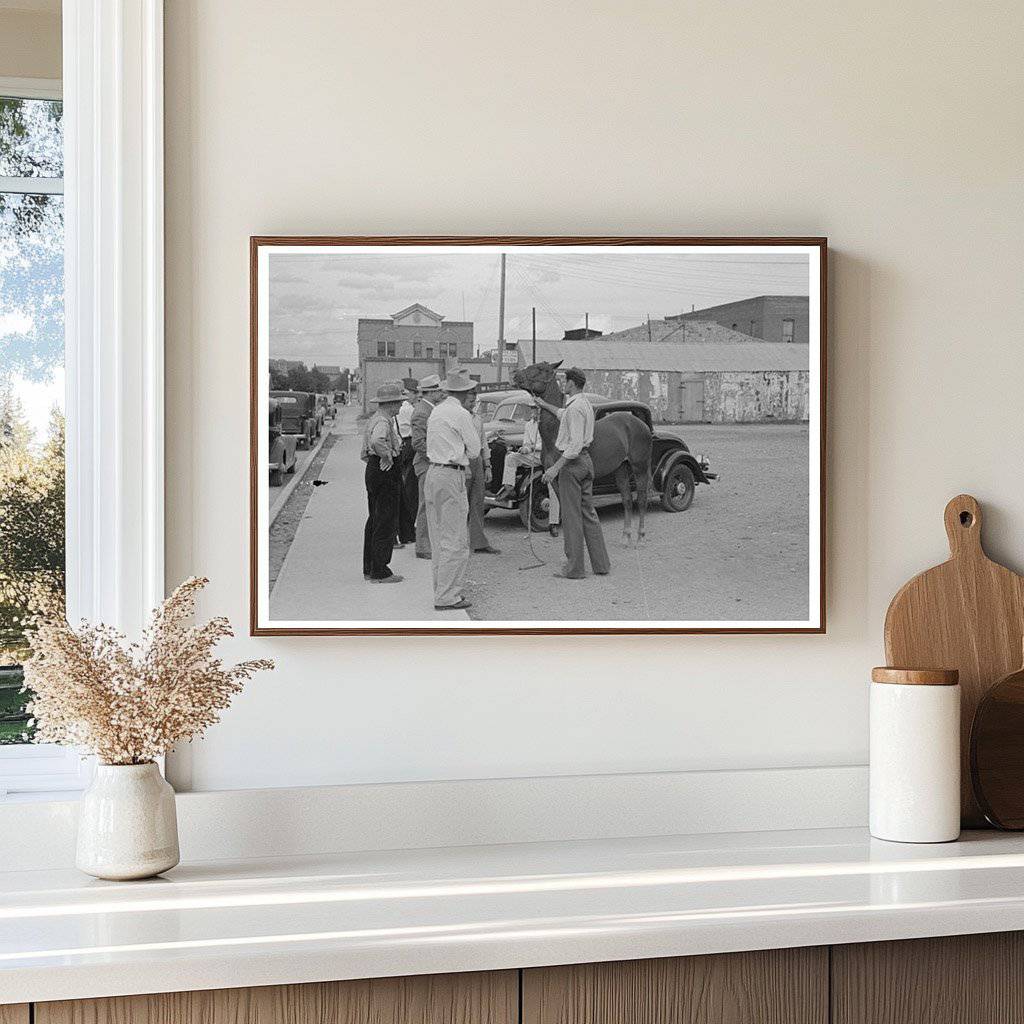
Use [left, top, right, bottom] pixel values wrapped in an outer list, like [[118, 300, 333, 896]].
[[833, 932, 1024, 1024], [36, 971, 517, 1024], [0, 1007, 29, 1024], [523, 948, 828, 1024]]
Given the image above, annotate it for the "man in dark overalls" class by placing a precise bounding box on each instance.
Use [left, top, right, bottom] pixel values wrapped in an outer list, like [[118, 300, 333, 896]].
[[361, 382, 405, 583]]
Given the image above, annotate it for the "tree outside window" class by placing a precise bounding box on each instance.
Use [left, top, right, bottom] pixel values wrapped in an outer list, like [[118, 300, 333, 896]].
[[0, 93, 65, 745]]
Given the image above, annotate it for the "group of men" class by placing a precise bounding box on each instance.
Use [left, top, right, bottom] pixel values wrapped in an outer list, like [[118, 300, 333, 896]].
[[361, 365, 610, 612]]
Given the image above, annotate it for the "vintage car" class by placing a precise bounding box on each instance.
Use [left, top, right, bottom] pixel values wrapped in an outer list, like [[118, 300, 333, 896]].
[[268, 398, 298, 486], [474, 388, 533, 432], [484, 396, 716, 531], [269, 390, 319, 449]]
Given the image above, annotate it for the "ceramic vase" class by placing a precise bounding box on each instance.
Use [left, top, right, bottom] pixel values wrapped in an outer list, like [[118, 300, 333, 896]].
[[76, 762, 180, 880]]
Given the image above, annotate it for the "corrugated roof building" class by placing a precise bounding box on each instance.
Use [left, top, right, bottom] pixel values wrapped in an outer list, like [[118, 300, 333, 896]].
[[516, 337, 811, 424]]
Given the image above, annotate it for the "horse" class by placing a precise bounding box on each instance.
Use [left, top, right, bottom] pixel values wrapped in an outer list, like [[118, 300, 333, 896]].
[[512, 360, 653, 547]]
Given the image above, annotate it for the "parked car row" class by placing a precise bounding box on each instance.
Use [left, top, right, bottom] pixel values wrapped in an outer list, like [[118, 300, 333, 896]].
[[268, 390, 338, 487], [478, 390, 717, 531]]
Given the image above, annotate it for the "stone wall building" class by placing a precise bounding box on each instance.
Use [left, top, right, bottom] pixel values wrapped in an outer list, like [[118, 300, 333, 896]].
[[519, 336, 810, 424]]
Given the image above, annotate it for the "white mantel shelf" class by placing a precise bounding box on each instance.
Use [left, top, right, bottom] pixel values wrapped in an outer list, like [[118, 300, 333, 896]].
[[4, 826, 1024, 1004]]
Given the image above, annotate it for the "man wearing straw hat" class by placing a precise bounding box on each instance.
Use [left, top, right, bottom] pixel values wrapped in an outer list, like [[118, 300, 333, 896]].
[[424, 368, 480, 611], [360, 381, 405, 583], [410, 373, 443, 559]]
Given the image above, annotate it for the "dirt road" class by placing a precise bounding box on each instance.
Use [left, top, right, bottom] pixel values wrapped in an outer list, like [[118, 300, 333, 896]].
[[463, 424, 810, 622]]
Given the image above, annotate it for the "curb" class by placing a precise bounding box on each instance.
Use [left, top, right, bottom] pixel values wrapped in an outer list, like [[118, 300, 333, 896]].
[[269, 426, 332, 527]]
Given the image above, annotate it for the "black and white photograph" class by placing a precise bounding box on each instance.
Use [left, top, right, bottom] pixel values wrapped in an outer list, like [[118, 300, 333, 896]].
[[251, 239, 824, 634]]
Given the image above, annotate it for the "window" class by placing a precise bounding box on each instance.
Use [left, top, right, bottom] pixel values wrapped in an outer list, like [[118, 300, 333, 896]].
[[413, 342, 422, 358], [376, 340, 386, 357], [2, 11, 166, 799], [386, 340, 396, 357], [425, 347, 433, 358], [0, 87, 65, 757], [781, 318, 795, 343]]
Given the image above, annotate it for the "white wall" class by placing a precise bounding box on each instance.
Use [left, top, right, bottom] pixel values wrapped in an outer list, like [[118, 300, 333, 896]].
[[0, 3, 61, 80], [164, 0, 1024, 792]]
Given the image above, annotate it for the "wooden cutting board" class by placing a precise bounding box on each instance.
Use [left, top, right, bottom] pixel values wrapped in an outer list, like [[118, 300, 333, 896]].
[[884, 494, 1024, 827]]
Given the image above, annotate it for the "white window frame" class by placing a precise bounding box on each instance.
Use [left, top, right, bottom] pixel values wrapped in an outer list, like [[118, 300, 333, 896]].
[[0, 1, 164, 800]]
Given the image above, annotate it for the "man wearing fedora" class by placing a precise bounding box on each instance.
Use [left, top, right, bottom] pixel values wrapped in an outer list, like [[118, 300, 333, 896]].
[[424, 368, 480, 611], [361, 381, 405, 583], [410, 373, 443, 559], [393, 379, 418, 547]]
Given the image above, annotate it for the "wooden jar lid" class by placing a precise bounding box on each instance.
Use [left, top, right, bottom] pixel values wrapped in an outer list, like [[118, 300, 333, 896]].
[[871, 667, 960, 686]]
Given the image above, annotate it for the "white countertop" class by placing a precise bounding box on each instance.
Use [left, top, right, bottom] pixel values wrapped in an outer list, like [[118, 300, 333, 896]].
[[4, 826, 1024, 1004]]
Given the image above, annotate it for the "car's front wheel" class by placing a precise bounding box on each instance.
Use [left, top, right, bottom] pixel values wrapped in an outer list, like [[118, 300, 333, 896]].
[[660, 462, 695, 512], [519, 474, 552, 532]]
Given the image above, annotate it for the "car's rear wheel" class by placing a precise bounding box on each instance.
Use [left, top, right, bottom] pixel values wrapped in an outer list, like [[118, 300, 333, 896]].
[[519, 474, 552, 532], [660, 462, 695, 511]]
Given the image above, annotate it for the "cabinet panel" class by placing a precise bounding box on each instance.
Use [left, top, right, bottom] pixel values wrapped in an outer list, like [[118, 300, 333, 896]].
[[523, 948, 827, 1024], [833, 932, 1024, 1024], [0, 1007, 29, 1024], [36, 970, 517, 1024]]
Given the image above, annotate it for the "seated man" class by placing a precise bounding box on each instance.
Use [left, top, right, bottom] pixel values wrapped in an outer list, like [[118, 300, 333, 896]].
[[494, 402, 560, 535]]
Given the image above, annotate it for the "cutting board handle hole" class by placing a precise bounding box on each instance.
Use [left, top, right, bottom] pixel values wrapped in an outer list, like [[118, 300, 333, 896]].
[[960, 511, 975, 527]]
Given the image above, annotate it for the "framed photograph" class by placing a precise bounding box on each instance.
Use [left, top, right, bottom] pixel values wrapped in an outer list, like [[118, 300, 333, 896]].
[[250, 236, 826, 635]]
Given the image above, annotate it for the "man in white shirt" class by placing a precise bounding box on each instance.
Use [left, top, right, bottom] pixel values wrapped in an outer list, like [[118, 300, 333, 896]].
[[424, 369, 481, 610], [495, 402, 560, 533], [539, 367, 610, 579]]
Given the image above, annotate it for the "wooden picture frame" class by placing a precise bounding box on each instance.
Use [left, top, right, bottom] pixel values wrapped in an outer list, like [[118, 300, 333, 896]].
[[250, 236, 827, 635]]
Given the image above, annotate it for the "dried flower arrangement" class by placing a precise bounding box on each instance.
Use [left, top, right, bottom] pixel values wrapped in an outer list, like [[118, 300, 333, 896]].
[[22, 577, 273, 765]]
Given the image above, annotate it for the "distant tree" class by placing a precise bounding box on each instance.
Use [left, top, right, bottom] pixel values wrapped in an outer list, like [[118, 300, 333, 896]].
[[308, 368, 331, 394], [0, 392, 65, 667]]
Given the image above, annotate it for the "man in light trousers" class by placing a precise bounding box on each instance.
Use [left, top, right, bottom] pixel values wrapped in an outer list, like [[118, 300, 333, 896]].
[[540, 366, 610, 579], [424, 369, 480, 611], [410, 374, 443, 559]]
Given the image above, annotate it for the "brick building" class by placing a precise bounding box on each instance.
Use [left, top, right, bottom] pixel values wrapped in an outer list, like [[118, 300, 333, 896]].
[[667, 295, 810, 346], [356, 303, 475, 412]]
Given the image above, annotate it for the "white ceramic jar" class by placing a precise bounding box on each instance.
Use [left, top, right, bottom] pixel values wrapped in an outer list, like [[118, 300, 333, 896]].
[[870, 667, 960, 843], [76, 762, 180, 880]]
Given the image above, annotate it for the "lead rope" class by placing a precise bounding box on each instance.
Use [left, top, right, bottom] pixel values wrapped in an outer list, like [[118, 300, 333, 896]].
[[518, 466, 546, 572]]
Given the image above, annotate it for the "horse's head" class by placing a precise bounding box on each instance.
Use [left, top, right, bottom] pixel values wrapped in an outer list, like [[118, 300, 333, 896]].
[[513, 360, 562, 399]]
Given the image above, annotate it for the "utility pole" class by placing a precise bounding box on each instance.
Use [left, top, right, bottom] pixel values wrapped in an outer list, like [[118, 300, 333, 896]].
[[496, 252, 507, 384], [585, 312, 589, 334], [647, 313, 652, 344], [532, 306, 537, 364]]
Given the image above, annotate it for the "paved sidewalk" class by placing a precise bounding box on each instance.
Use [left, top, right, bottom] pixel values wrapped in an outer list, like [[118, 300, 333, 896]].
[[269, 406, 471, 623]]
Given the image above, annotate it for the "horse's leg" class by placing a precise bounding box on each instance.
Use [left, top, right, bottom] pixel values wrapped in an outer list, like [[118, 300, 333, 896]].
[[614, 463, 633, 547], [635, 458, 651, 545]]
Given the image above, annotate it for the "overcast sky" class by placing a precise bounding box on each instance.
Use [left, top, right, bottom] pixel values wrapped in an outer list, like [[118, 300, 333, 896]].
[[268, 250, 810, 368]]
